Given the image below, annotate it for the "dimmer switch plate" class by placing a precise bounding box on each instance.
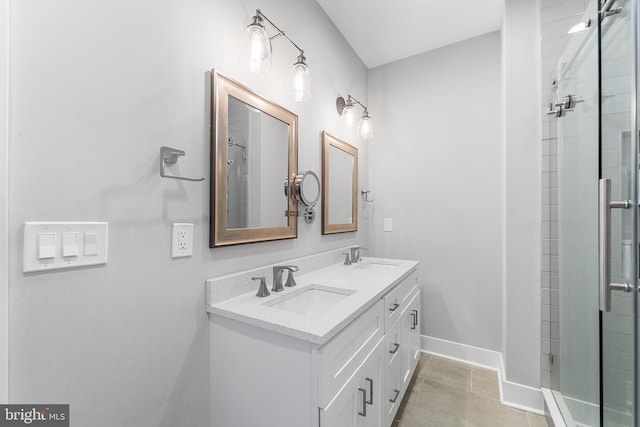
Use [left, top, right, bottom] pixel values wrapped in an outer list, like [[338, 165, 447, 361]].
[[172, 223, 193, 258], [24, 222, 108, 273]]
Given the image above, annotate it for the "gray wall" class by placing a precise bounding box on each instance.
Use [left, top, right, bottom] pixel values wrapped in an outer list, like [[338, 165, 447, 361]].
[[503, 0, 542, 389], [367, 32, 504, 353], [7, 1, 368, 426]]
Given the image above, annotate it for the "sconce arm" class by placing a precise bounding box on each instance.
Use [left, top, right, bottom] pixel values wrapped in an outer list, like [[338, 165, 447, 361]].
[[346, 95, 368, 112], [256, 9, 305, 56]]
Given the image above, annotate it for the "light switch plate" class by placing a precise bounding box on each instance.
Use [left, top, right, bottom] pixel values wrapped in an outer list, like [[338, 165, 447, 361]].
[[24, 222, 108, 273], [172, 223, 193, 258], [384, 218, 393, 232]]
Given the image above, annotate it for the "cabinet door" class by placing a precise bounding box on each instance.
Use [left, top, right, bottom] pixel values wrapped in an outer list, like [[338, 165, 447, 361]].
[[384, 358, 403, 426], [385, 316, 402, 369], [319, 376, 363, 427], [320, 341, 383, 427], [407, 291, 421, 371], [400, 291, 421, 386], [399, 306, 412, 386], [384, 318, 403, 426]]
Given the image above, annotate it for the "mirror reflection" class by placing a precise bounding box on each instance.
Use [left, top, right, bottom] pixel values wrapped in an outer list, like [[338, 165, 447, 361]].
[[322, 131, 358, 234], [227, 96, 289, 229], [328, 145, 354, 224], [210, 70, 298, 247]]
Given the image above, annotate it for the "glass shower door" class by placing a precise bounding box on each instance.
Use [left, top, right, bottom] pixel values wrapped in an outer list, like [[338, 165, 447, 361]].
[[552, 2, 601, 424], [599, 0, 638, 426], [550, 0, 638, 425]]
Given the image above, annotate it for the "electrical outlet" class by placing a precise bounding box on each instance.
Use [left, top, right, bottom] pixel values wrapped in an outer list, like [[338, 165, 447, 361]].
[[172, 223, 193, 258], [178, 230, 188, 249]]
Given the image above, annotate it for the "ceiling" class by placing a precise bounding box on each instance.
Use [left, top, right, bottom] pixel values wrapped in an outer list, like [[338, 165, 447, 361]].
[[316, 0, 504, 69]]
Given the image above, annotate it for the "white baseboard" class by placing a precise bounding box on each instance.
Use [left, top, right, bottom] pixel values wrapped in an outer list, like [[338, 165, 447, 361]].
[[421, 335, 544, 415]]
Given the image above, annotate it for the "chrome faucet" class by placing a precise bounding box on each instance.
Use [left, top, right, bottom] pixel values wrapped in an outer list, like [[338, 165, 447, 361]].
[[272, 265, 299, 292], [252, 277, 270, 297], [350, 246, 367, 263], [343, 252, 352, 265], [284, 266, 298, 287]]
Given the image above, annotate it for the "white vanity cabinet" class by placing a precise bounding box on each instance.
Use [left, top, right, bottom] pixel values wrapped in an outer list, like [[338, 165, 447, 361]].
[[406, 291, 422, 373], [384, 317, 404, 423], [383, 273, 421, 426], [320, 340, 384, 427], [210, 300, 385, 427], [209, 262, 421, 427]]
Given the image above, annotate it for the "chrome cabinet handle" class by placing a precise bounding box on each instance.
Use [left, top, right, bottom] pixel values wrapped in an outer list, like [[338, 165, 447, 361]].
[[598, 179, 634, 312], [358, 388, 367, 417], [389, 303, 399, 312], [389, 342, 400, 354], [365, 378, 373, 405], [389, 389, 401, 403]]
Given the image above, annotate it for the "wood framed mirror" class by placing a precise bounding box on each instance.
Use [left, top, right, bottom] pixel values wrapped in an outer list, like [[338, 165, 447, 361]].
[[210, 70, 298, 247], [322, 131, 358, 234]]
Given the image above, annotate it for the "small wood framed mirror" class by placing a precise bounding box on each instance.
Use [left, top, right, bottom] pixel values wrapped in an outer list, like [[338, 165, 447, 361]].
[[322, 131, 358, 234], [210, 70, 298, 247]]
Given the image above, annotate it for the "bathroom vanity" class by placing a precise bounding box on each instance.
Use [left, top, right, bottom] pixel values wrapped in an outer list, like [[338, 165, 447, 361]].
[[207, 256, 421, 427]]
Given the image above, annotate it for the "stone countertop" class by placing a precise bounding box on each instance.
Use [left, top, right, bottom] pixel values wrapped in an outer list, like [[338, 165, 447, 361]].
[[207, 257, 419, 345]]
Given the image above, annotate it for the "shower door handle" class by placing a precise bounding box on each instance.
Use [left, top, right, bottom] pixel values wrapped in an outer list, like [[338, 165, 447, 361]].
[[598, 179, 634, 312]]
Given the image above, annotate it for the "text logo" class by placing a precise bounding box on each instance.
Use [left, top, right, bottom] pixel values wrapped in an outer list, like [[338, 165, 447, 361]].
[[0, 405, 68, 427]]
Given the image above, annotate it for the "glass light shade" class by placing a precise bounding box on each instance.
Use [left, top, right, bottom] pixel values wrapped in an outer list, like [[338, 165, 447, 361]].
[[342, 103, 355, 127], [359, 113, 374, 140], [240, 23, 271, 73], [286, 60, 312, 102]]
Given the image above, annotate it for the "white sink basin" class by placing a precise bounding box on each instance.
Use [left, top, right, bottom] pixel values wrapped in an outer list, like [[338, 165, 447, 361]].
[[264, 284, 356, 316], [355, 260, 400, 270]]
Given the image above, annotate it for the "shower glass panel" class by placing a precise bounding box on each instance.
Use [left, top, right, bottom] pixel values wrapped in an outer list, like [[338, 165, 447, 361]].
[[549, 0, 639, 425], [551, 2, 601, 425], [600, 0, 637, 426]]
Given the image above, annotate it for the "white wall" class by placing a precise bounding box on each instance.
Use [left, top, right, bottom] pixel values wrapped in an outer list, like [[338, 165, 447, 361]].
[[0, 0, 8, 405], [503, 0, 542, 391], [7, 0, 367, 425], [367, 32, 504, 353]]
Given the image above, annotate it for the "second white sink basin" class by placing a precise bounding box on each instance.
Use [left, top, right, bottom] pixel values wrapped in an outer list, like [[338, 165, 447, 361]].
[[355, 260, 400, 270], [264, 284, 356, 316]]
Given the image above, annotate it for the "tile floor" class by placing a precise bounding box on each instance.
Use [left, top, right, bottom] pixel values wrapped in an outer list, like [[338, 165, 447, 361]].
[[393, 354, 548, 427]]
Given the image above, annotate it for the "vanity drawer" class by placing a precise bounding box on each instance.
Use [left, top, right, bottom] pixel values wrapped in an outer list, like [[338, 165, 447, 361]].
[[385, 314, 403, 369], [317, 300, 384, 408], [383, 270, 418, 331]]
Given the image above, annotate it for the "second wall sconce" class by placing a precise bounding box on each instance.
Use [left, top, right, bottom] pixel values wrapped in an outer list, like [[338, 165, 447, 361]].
[[336, 95, 374, 140], [240, 9, 311, 103]]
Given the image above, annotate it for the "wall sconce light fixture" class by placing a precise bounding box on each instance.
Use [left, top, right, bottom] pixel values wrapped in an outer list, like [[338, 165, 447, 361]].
[[240, 9, 311, 102], [336, 95, 374, 140]]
